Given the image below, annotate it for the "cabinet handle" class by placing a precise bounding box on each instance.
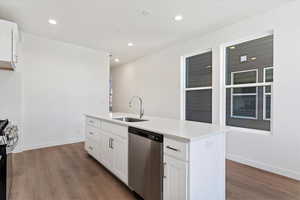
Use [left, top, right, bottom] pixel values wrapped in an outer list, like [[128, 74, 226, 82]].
[[11, 30, 13, 63], [89, 132, 94, 135], [166, 146, 180, 152], [111, 138, 114, 149], [89, 120, 94, 124], [89, 146, 93, 150], [163, 162, 167, 179], [11, 29, 16, 68], [109, 138, 112, 149]]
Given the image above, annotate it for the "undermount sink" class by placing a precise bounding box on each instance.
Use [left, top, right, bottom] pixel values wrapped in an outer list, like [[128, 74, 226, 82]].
[[113, 117, 148, 122]]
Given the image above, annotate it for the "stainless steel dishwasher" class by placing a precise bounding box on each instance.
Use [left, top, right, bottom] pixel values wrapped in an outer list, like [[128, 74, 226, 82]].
[[128, 127, 163, 200]]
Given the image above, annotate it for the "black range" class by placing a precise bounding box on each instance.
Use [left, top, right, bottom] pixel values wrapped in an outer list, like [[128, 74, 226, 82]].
[[0, 119, 18, 200]]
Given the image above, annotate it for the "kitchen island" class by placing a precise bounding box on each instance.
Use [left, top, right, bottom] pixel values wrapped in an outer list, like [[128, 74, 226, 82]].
[[84, 113, 226, 200]]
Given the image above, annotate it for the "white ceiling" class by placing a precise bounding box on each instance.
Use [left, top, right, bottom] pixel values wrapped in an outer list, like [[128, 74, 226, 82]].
[[0, 0, 292, 67]]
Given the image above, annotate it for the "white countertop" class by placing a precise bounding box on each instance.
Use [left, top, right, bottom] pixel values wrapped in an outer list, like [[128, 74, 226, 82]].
[[85, 113, 226, 142]]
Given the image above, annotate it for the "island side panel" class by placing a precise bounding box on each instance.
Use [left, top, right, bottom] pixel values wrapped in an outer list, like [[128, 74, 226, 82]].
[[189, 133, 226, 200]]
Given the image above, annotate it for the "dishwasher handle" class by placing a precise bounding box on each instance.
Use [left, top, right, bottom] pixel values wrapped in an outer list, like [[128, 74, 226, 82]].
[[128, 127, 163, 143]]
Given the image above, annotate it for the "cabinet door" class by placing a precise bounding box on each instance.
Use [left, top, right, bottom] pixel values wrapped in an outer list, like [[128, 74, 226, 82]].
[[85, 126, 102, 161], [12, 26, 18, 66], [111, 136, 128, 184], [163, 155, 188, 200], [101, 132, 113, 170], [0, 22, 12, 62], [85, 138, 99, 160]]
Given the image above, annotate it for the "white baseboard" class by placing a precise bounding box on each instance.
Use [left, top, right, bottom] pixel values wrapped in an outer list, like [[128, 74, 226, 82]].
[[21, 137, 84, 152], [227, 154, 300, 181]]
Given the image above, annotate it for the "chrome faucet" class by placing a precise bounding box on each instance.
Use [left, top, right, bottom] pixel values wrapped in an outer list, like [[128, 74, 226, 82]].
[[129, 96, 144, 119]]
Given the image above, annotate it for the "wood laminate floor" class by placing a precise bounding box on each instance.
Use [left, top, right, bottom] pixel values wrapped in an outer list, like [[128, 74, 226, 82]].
[[10, 143, 300, 200]]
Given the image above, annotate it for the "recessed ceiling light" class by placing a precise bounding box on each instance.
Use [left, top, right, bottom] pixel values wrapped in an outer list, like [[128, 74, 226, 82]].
[[174, 15, 183, 21], [230, 46, 236, 50], [114, 58, 120, 62], [128, 42, 134, 47], [48, 19, 57, 25]]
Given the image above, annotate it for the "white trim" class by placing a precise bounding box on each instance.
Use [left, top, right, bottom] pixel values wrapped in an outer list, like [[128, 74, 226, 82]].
[[227, 154, 300, 181], [225, 82, 272, 88], [184, 86, 213, 91], [231, 69, 258, 85], [231, 115, 257, 120], [180, 49, 213, 121], [230, 90, 258, 120], [180, 56, 185, 120], [263, 67, 273, 120], [263, 67, 274, 83], [264, 89, 272, 95], [219, 40, 227, 127], [232, 93, 256, 96], [263, 93, 272, 121], [230, 69, 258, 119]]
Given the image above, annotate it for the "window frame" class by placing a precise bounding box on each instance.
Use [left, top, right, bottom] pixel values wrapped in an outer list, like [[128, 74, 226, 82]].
[[263, 67, 273, 120], [264, 67, 274, 83], [231, 69, 258, 85], [220, 31, 274, 134], [230, 69, 258, 119], [180, 48, 213, 122]]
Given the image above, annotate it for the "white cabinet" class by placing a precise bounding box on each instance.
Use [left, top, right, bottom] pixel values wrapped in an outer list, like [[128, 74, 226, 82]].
[[163, 152, 188, 200], [101, 130, 128, 184], [100, 131, 113, 169], [84, 116, 225, 200], [111, 135, 128, 184], [163, 155, 188, 200], [163, 138, 189, 200], [86, 117, 101, 128], [164, 138, 189, 161], [0, 20, 18, 71], [85, 125, 101, 161], [85, 138, 100, 161], [85, 117, 128, 184], [164, 135, 226, 200], [0, 22, 11, 63]]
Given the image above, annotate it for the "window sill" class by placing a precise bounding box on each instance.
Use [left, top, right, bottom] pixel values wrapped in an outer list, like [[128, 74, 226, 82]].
[[226, 126, 272, 136]]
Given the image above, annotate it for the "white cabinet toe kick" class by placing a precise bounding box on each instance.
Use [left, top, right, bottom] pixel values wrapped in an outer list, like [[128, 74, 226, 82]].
[[84, 116, 225, 200]]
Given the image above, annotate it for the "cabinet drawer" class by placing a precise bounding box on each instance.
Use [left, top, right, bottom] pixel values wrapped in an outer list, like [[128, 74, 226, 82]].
[[86, 117, 101, 128], [86, 125, 100, 141], [85, 138, 99, 160], [101, 121, 128, 139], [164, 138, 189, 161]]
